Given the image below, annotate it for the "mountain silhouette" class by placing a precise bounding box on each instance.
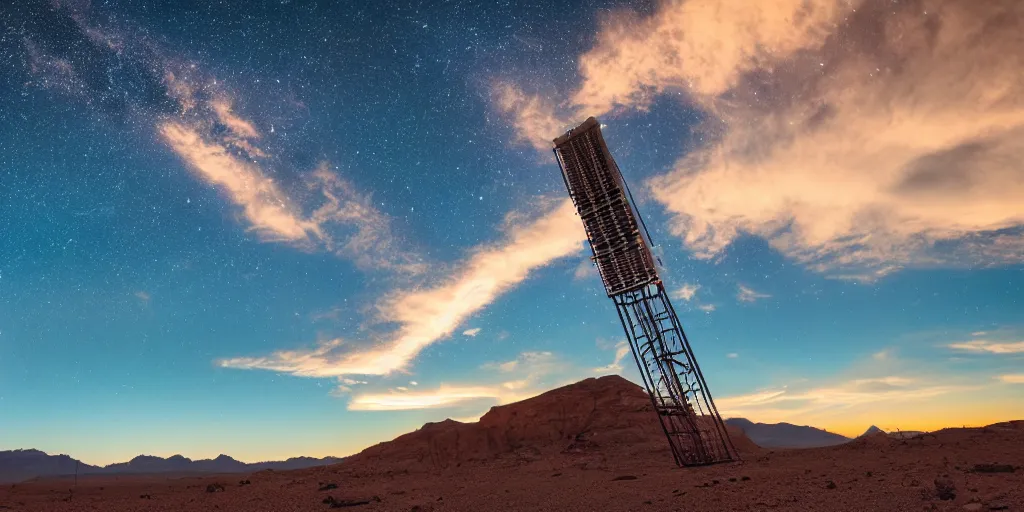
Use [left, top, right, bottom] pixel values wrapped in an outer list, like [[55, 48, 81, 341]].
[[725, 418, 851, 448], [0, 449, 100, 485], [0, 449, 343, 484], [861, 425, 886, 437]]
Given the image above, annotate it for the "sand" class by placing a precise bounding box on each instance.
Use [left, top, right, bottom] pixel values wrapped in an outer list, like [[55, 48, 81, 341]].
[[3, 377, 1021, 511]]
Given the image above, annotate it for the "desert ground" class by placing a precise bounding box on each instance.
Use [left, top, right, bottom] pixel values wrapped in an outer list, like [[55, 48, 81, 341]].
[[3, 376, 1021, 512]]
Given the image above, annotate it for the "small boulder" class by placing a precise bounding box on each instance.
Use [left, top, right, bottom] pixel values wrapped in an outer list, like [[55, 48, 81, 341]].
[[612, 475, 638, 481], [319, 483, 339, 491], [934, 477, 956, 501], [972, 464, 1015, 474], [205, 484, 225, 493]]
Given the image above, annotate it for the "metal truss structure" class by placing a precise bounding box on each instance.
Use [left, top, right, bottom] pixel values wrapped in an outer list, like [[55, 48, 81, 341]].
[[553, 117, 737, 467]]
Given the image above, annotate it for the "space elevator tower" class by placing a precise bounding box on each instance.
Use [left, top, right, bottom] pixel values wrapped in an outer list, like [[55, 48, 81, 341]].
[[553, 117, 737, 467]]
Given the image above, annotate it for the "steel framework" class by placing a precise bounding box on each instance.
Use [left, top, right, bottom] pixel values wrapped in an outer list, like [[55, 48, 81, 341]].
[[553, 117, 737, 467]]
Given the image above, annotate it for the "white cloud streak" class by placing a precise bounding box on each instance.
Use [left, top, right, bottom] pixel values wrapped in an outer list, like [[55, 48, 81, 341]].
[[348, 385, 507, 411], [462, 328, 482, 337], [219, 200, 586, 377], [998, 374, 1024, 384], [717, 376, 969, 420], [737, 284, 770, 303], [160, 121, 318, 244], [490, 80, 575, 152], [593, 341, 631, 374], [948, 340, 1024, 354], [346, 351, 565, 411], [671, 283, 700, 302]]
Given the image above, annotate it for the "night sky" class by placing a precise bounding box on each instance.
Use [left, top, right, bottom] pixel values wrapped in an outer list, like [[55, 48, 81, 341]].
[[2, 0, 1022, 465]]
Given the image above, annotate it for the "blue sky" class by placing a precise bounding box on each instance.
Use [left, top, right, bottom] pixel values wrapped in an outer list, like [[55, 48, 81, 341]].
[[1, 0, 1022, 465]]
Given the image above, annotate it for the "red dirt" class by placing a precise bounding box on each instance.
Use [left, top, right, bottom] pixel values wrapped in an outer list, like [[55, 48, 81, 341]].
[[3, 376, 1021, 511]]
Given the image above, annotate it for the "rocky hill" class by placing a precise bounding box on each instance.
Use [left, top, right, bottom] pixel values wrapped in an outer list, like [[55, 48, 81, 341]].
[[347, 375, 760, 471]]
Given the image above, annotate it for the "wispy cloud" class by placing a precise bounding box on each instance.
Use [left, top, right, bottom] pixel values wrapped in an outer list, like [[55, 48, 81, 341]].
[[211, 99, 261, 139], [219, 199, 586, 377], [134, 291, 151, 304], [494, 0, 1024, 278], [948, 340, 1024, 354], [697, 304, 716, 313], [490, 80, 575, 152], [160, 77, 425, 275], [159, 122, 318, 244], [20, 7, 423, 277], [737, 284, 770, 303], [573, 259, 597, 281], [671, 283, 700, 302], [483, 351, 557, 374], [593, 341, 631, 374], [308, 165, 427, 275], [717, 376, 970, 421], [462, 328, 482, 337], [348, 384, 512, 411], [578, 0, 849, 114], [726, 352, 738, 359], [998, 374, 1024, 384], [346, 351, 567, 411]]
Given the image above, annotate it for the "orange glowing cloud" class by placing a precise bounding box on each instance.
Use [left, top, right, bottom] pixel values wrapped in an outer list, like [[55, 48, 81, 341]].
[[948, 340, 1024, 354], [159, 121, 316, 243], [490, 80, 577, 152], [494, 0, 1024, 277], [572, 0, 852, 112]]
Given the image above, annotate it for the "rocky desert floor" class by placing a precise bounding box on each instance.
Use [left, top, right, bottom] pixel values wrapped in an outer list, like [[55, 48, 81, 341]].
[[3, 377, 1021, 512]]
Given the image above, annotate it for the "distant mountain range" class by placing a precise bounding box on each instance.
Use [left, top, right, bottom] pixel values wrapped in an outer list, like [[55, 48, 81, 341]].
[[725, 418, 852, 448], [0, 449, 343, 484]]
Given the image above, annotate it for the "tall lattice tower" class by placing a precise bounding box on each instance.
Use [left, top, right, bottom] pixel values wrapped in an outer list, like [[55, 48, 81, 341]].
[[553, 117, 737, 467]]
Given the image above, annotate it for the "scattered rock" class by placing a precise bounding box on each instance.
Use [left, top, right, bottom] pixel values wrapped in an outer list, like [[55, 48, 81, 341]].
[[612, 475, 638, 481], [988, 504, 1009, 511], [323, 495, 381, 508], [972, 464, 1015, 474], [865, 471, 873, 477], [551, 473, 562, 477], [741, 476, 751, 481], [729, 477, 737, 482], [826, 481, 837, 490], [319, 483, 339, 491], [934, 477, 957, 501], [238, 480, 251, 486], [139, 494, 151, 499], [410, 505, 433, 512], [205, 484, 225, 493], [643, 500, 652, 505]]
